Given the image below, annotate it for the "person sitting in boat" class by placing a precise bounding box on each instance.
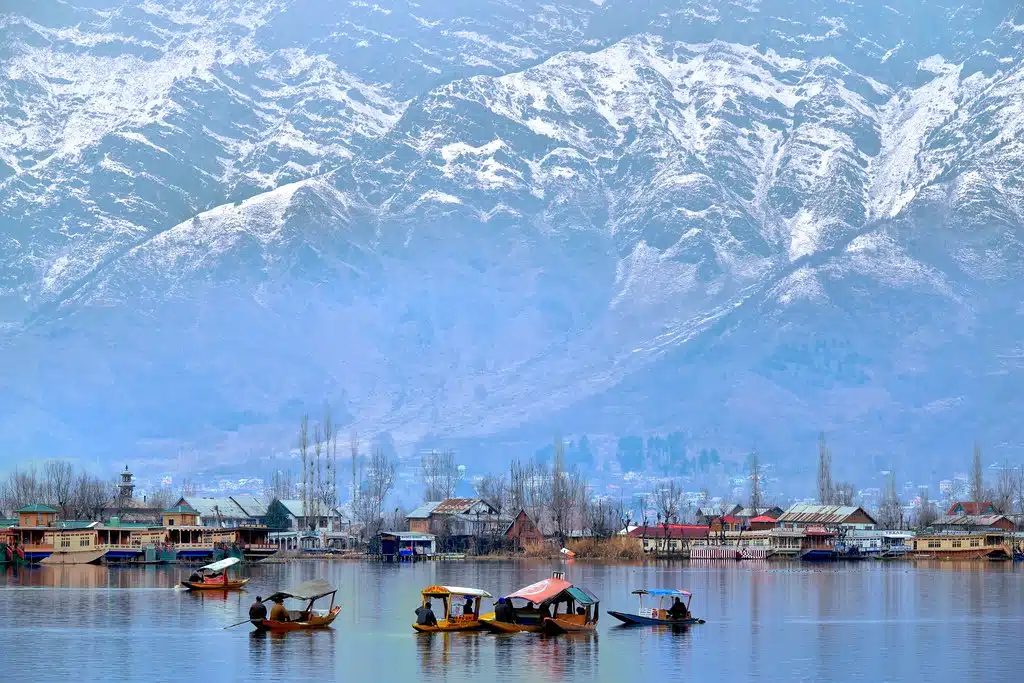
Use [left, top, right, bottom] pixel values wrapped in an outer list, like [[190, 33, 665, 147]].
[[188, 570, 202, 584], [538, 602, 552, 621], [667, 597, 688, 621], [415, 600, 438, 627], [269, 596, 290, 622], [249, 596, 268, 622], [494, 597, 515, 624], [462, 596, 475, 618]]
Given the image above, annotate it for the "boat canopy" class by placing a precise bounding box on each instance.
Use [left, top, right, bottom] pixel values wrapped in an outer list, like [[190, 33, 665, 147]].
[[505, 577, 572, 604], [421, 585, 492, 598], [566, 586, 599, 605], [267, 579, 337, 602], [198, 557, 240, 572], [632, 589, 691, 598]]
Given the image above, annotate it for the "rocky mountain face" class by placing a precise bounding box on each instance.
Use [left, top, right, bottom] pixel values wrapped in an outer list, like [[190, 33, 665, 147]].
[[1, 0, 1022, 482]]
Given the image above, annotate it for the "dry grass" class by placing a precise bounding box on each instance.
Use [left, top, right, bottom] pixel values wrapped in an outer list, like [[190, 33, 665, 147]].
[[566, 536, 645, 561]]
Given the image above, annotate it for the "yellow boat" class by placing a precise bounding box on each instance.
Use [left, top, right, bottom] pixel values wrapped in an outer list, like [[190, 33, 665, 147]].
[[180, 557, 250, 591], [412, 585, 493, 632]]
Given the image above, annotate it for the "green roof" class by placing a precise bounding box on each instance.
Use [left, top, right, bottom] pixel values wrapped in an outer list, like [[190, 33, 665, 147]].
[[17, 504, 57, 513], [162, 504, 198, 514], [0, 518, 16, 527], [103, 520, 160, 528], [55, 521, 96, 530]]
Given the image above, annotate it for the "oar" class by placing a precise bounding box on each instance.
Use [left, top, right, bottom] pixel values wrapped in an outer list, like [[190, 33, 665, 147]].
[[223, 619, 253, 629]]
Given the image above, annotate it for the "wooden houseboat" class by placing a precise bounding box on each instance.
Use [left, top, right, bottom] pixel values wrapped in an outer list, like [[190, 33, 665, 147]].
[[908, 531, 1011, 560], [799, 526, 838, 561]]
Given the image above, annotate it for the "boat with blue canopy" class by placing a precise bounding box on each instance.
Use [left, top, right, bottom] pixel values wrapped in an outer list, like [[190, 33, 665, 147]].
[[607, 588, 704, 626]]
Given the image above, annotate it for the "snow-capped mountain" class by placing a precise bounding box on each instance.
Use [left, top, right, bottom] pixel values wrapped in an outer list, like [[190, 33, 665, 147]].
[[1, 0, 1022, 480]]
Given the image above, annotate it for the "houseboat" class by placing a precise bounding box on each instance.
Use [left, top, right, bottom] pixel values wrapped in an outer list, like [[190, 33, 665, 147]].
[[908, 531, 1011, 560], [98, 519, 174, 563], [799, 526, 838, 561], [10, 504, 60, 563]]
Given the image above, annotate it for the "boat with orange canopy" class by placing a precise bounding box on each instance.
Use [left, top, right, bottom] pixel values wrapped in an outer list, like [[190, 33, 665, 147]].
[[251, 579, 340, 631], [480, 572, 599, 634], [180, 557, 249, 590]]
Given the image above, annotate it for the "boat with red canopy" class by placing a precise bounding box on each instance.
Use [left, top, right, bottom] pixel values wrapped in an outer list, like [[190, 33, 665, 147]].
[[480, 572, 599, 634]]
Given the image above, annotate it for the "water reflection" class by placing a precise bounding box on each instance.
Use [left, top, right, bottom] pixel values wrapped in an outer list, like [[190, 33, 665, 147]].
[[3, 561, 1024, 682]]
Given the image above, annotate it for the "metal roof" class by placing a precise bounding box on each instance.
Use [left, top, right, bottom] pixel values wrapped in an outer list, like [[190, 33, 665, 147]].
[[162, 504, 198, 514], [628, 525, 709, 539], [381, 530, 435, 541], [778, 504, 875, 525], [932, 514, 1010, 527], [54, 521, 98, 530], [17, 504, 57, 513], [432, 498, 491, 515], [406, 501, 441, 519], [230, 495, 268, 517], [178, 497, 250, 520]]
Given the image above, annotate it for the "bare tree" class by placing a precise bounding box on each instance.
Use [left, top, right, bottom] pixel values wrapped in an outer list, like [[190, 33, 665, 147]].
[[994, 462, 1015, 514], [421, 450, 459, 501], [475, 474, 508, 517], [656, 479, 682, 554], [6, 466, 42, 511], [350, 430, 359, 504], [42, 461, 75, 517], [323, 404, 337, 521], [146, 486, 174, 512], [509, 459, 548, 531], [71, 473, 110, 520], [970, 442, 984, 502], [299, 414, 310, 526], [1016, 467, 1024, 516], [586, 498, 617, 540], [877, 472, 903, 530], [914, 488, 938, 529], [180, 478, 197, 497], [747, 449, 763, 512], [312, 420, 323, 530], [833, 482, 857, 507], [353, 447, 397, 542], [817, 432, 833, 505], [548, 437, 587, 544]]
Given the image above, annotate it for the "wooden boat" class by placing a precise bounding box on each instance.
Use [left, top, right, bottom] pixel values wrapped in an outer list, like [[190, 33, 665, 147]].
[[607, 589, 704, 626], [412, 586, 493, 632], [252, 579, 340, 631], [180, 557, 249, 590], [480, 572, 599, 635]]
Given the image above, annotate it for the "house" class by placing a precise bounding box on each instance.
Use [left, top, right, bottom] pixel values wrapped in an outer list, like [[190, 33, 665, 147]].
[[267, 500, 347, 532], [709, 515, 743, 533], [17, 504, 58, 527], [504, 510, 543, 550], [695, 504, 743, 526], [162, 504, 200, 527], [748, 515, 779, 531], [777, 504, 877, 530], [379, 531, 436, 561], [930, 514, 1015, 532], [629, 524, 709, 553], [946, 501, 997, 516], [405, 498, 504, 538], [736, 506, 784, 523], [173, 497, 253, 527]]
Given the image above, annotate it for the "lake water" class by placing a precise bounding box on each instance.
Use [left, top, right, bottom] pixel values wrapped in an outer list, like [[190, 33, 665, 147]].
[[2, 560, 1023, 682]]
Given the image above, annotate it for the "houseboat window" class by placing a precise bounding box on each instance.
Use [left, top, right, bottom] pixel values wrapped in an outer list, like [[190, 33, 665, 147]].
[[168, 519, 175, 526], [927, 541, 940, 549], [970, 539, 980, 548], [952, 540, 962, 548]]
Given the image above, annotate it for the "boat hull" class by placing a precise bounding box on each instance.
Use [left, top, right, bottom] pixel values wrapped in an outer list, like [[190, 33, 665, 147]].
[[40, 550, 106, 565], [253, 607, 340, 631], [412, 619, 486, 633], [182, 578, 250, 591], [541, 616, 596, 635], [478, 616, 543, 633], [800, 549, 837, 562], [606, 610, 701, 626]]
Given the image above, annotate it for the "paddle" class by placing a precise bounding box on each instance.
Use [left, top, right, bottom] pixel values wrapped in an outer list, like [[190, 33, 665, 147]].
[[223, 619, 253, 629]]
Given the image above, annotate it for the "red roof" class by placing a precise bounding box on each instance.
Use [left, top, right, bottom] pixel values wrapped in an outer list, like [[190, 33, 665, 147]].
[[946, 501, 996, 515], [804, 525, 836, 536], [506, 577, 572, 603], [749, 515, 777, 524], [720, 515, 741, 524], [629, 525, 709, 540]]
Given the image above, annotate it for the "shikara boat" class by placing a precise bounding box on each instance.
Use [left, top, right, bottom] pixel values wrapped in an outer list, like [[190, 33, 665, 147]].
[[180, 557, 249, 590], [252, 579, 340, 631], [480, 572, 600, 635], [607, 589, 704, 626], [412, 586, 493, 632]]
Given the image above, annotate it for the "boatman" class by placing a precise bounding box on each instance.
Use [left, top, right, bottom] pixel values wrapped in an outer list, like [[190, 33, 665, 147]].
[[463, 595, 475, 618], [249, 596, 268, 622], [269, 596, 290, 622], [667, 597, 688, 620], [494, 597, 515, 623], [415, 600, 438, 627]]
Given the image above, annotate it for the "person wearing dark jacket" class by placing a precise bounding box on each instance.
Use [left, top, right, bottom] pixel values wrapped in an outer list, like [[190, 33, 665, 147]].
[[667, 597, 688, 620], [249, 596, 268, 621], [415, 600, 438, 627], [494, 597, 515, 623]]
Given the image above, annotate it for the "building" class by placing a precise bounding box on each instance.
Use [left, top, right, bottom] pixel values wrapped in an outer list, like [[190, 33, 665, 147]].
[[162, 504, 200, 527], [946, 501, 997, 516], [695, 504, 743, 526], [748, 515, 780, 531], [406, 498, 505, 538], [777, 504, 877, 530], [930, 514, 1015, 533], [379, 531, 436, 561], [736, 506, 784, 524], [629, 524, 709, 553], [173, 497, 256, 527], [909, 531, 1011, 559], [267, 499, 346, 533], [503, 510, 543, 551]]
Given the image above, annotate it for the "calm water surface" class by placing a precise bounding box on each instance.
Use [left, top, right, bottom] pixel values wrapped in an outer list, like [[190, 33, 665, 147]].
[[2, 560, 1023, 682]]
